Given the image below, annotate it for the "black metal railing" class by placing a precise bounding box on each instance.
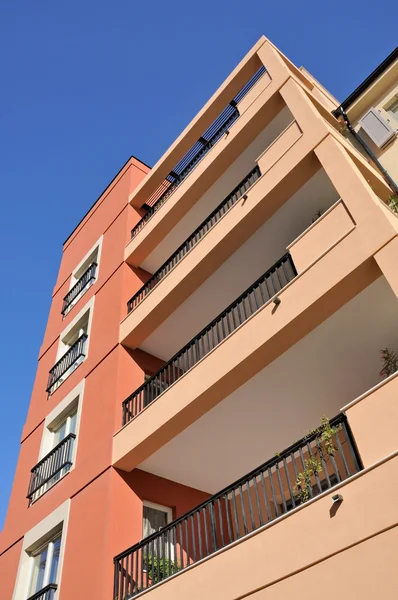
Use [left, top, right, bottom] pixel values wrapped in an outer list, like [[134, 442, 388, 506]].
[[46, 334, 88, 393], [114, 413, 362, 598], [27, 584, 58, 600], [122, 253, 296, 425], [130, 66, 266, 240], [127, 166, 261, 313], [61, 262, 97, 315], [27, 434, 76, 501]]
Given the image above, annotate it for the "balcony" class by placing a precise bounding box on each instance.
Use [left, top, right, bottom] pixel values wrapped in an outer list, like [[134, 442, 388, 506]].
[[46, 334, 87, 394], [130, 66, 266, 241], [27, 584, 57, 600], [127, 167, 261, 313], [114, 413, 361, 598], [27, 433, 76, 502], [61, 262, 97, 316], [122, 253, 296, 425], [121, 167, 341, 352]]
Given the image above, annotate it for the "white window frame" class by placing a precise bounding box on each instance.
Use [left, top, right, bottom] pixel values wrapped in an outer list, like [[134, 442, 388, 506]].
[[142, 501, 173, 533], [142, 501, 174, 560], [385, 97, 398, 122], [63, 237, 102, 317], [50, 298, 95, 394], [27, 533, 62, 597], [31, 381, 85, 502], [12, 501, 70, 600]]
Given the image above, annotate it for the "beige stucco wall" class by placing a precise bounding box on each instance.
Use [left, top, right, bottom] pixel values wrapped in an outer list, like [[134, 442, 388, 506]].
[[347, 58, 398, 183], [344, 372, 398, 468]]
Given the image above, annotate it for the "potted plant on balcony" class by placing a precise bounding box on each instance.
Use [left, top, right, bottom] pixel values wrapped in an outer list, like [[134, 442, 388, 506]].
[[388, 195, 398, 215], [293, 417, 341, 504], [142, 553, 179, 587]]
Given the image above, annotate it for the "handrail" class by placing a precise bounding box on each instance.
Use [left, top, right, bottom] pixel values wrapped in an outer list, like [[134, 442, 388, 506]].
[[122, 253, 297, 424], [113, 413, 362, 598], [127, 166, 261, 313], [46, 334, 88, 393], [26, 583, 58, 600], [61, 262, 97, 315], [130, 65, 266, 240], [27, 433, 76, 500]]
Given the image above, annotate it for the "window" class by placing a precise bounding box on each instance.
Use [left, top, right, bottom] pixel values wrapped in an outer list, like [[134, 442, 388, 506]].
[[29, 383, 83, 504], [386, 98, 398, 121], [12, 501, 69, 600], [143, 502, 172, 538], [30, 409, 78, 503], [62, 238, 102, 316], [48, 300, 94, 394], [28, 534, 61, 600]]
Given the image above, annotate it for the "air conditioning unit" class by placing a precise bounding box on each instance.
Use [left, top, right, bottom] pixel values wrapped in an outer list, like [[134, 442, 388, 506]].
[[358, 108, 396, 148]]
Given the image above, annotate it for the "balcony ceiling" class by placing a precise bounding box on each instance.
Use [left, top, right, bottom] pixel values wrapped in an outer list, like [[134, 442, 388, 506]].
[[139, 168, 340, 361]]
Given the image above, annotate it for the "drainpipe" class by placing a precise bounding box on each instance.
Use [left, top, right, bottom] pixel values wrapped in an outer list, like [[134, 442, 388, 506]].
[[334, 106, 398, 195]]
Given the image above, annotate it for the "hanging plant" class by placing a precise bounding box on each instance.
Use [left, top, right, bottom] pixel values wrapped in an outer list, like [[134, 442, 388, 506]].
[[387, 195, 398, 215], [293, 417, 341, 504], [311, 209, 324, 224], [379, 348, 398, 379]]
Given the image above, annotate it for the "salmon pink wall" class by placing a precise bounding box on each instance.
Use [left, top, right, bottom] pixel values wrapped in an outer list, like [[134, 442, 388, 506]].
[[0, 157, 153, 597], [0, 538, 23, 600], [57, 468, 209, 600]]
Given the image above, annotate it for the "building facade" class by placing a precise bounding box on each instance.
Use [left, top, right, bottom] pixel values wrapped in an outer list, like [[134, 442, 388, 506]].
[[1, 36, 398, 600]]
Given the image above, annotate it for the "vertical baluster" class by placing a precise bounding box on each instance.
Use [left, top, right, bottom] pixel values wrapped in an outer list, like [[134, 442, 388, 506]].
[[282, 456, 296, 509], [307, 441, 323, 494], [184, 518, 190, 567], [209, 502, 218, 552], [190, 514, 197, 563], [197, 511, 203, 559], [216, 498, 224, 547], [268, 466, 279, 517], [259, 469, 272, 522], [231, 488, 240, 538], [245, 479, 256, 531], [334, 428, 351, 478], [253, 474, 263, 527], [203, 507, 210, 556], [238, 484, 248, 536], [298, 446, 314, 499]]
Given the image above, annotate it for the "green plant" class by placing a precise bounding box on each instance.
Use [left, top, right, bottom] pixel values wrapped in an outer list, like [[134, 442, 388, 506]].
[[311, 209, 324, 224], [143, 553, 179, 583], [293, 417, 341, 504], [388, 194, 398, 214], [380, 348, 398, 379]]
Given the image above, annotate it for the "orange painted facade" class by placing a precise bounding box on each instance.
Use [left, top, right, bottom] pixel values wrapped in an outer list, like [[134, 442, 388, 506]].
[[1, 37, 398, 600]]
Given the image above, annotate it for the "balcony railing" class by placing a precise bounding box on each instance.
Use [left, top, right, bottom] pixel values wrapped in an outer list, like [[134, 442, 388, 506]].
[[27, 584, 58, 600], [61, 262, 97, 316], [130, 65, 266, 240], [122, 253, 296, 425], [114, 413, 362, 598], [46, 334, 88, 394], [127, 166, 261, 313], [27, 433, 76, 501]]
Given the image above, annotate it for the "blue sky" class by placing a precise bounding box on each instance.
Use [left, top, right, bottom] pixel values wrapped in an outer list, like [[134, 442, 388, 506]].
[[0, 0, 395, 530]]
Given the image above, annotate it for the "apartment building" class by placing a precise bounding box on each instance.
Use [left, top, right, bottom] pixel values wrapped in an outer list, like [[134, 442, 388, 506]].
[[1, 36, 398, 600]]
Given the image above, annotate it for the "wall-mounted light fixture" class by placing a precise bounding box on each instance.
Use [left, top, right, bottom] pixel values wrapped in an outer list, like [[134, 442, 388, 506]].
[[332, 494, 343, 504]]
